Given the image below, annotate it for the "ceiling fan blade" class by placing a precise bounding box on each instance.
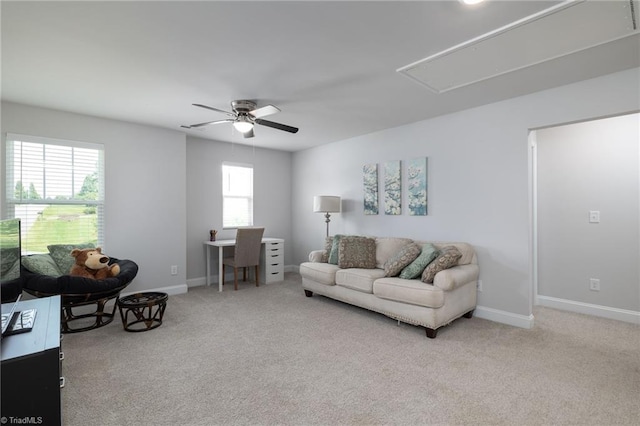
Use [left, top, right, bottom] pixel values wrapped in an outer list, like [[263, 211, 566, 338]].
[[192, 104, 235, 117], [255, 118, 299, 134], [249, 104, 280, 118], [243, 128, 255, 139], [187, 119, 234, 128]]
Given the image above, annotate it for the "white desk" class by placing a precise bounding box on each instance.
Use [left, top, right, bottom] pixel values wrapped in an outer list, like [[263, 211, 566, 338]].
[[205, 238, 284, 292]]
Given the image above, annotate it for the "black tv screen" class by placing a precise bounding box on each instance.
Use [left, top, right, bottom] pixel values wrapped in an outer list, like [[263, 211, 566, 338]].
[[1, 218, 22, 302]]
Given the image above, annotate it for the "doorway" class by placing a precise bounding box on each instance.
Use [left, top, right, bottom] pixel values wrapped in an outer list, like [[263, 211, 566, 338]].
[[532, 112, 640, 323]]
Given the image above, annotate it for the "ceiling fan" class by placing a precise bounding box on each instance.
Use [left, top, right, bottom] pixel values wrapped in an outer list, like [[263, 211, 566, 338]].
[[181, 100, 299, 138]]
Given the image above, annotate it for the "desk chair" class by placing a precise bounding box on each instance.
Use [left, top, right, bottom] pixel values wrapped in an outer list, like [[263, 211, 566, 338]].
[[223, 227, 265, 290]]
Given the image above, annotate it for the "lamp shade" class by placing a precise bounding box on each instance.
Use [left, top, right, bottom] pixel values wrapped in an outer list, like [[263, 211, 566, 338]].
[[313, 196, 341, 213]]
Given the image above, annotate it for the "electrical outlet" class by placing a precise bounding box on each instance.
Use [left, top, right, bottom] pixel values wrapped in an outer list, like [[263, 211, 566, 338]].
[[589, 210, 600, 223], [477, 280, 483, 292], [171, 265, 178, 276], [589, 278, 600, 291]]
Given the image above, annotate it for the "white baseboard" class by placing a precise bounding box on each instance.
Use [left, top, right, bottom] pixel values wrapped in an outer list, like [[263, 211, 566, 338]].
[[121, 283, 188, 297], [187, 277, 207, 288], [474, 305, 535, 329], [537, 295, 640, 325]]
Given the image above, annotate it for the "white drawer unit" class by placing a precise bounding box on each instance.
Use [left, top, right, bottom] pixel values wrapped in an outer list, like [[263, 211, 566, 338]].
[[261, 239, 284, 284]]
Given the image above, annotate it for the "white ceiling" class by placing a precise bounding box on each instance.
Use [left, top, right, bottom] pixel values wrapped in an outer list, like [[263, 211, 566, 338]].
[[2, 1, 639, 152]]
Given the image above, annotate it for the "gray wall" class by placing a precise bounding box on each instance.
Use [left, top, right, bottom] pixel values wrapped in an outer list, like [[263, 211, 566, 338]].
[[291, 68, 640, 323], [1, 101, 188, 294], [3, 67, 638, 325], [185, 136, 293, 286], [536, 113, 639, 311]]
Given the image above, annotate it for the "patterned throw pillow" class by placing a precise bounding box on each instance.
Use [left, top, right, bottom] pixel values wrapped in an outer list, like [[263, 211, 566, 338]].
[[384, 243, 421, 277], [321, 236, 334, 263], [338, 236, 376, 269], [48, 243, 95, 274], [421, 246, 462, 284], [399, 243, 440, 279], [328, 235, 344, 265], [22, 254, 63, 277]]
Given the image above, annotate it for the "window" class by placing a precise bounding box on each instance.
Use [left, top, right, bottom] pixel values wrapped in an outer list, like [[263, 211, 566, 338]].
[[4, 133, 104, 254], [222, 163, 253, 228]]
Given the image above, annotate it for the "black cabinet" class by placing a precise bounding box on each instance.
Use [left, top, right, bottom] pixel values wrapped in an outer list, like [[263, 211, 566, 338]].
[[1, 296, 62, 426]]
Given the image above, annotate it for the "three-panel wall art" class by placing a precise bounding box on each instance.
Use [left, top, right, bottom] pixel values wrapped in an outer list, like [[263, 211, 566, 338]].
[[363, 157, 428, 216]]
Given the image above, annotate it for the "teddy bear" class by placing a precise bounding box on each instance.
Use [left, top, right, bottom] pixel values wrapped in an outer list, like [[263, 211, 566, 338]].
[[69, 247, 120, 280]]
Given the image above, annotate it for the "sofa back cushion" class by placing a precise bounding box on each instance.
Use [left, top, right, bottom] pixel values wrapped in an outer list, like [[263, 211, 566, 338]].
[[22, 254, 62, 277], [48, 242, 95, 274], [375, 237, 413, 269]]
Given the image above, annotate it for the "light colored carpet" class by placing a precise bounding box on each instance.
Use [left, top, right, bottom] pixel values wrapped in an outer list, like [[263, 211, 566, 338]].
[[61, 272, 639, 425]]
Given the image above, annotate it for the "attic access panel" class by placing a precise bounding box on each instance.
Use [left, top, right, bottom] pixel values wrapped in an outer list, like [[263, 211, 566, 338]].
[[397, 0, 639, 93]]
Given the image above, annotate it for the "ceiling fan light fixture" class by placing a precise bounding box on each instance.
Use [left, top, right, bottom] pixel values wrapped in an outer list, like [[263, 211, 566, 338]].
[[233, 115, 254, 133]]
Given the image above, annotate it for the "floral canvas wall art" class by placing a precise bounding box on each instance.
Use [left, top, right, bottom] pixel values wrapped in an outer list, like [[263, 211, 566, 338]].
[[407, 157, 428, 215], [384, 160, 401, 215], [363, 163, 379, 215]]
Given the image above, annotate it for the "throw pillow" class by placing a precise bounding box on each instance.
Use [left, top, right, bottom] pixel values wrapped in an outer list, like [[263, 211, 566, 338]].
[[421, 246, 462, 284], [399, 243, 440, 279], [375, 237, 414, 269], [22, 254, 63, 277], [384, 243, 421, 277], [48, 243, 95, 274], [321, 236, 334, 263], [328, 234, 343, 265], [338, 236, 376, 269]]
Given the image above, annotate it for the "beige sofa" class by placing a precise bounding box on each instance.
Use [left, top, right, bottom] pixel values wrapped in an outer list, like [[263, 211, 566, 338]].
[[299, 237, 479, 338]]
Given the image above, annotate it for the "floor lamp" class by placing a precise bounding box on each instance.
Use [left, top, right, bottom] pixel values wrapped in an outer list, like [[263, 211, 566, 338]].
[[313, 195, 341, 237]]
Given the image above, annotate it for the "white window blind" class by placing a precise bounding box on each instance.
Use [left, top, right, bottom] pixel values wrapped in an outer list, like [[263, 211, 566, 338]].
[[4, 133, 105, 254], [222, 163, 253, 228]]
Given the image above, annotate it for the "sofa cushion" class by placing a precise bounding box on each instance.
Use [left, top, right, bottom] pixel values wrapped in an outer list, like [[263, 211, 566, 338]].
[[373, 278, 445, 308], [399, 243, 440, 279], [421, 246, 462, 283], [338, 236, 376, 269], [299, 262, 340, 286], [48, 243, 95, 274], [375, 237, 413, 269], [336, 268, 385, 293], [384, 242, 421, 277], [22, 254, 63, 277]]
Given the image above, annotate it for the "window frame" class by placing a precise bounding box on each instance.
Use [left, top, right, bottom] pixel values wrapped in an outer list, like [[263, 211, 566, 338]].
[[221, 162, 254, 229], [4, 133, 105, 253]]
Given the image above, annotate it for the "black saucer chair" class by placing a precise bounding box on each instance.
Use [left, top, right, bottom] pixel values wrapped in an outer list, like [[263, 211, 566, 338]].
[[22, 258, 138, 333]]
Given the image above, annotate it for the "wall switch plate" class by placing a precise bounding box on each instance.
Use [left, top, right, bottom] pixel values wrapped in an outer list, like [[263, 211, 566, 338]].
[[589, 210, 600, 223], [589, 278, 600, 291], [171, 265, 178, 275]]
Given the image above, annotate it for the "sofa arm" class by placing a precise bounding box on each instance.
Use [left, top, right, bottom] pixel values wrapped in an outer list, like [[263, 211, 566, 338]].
[[433, 264, 479, 291], [309, 250, 326, 263]]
